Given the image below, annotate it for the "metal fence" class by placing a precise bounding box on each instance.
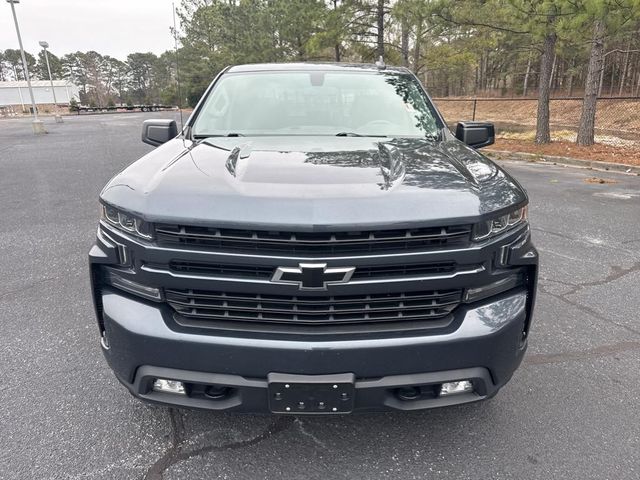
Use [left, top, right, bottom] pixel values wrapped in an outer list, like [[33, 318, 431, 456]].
[[433, 97, 640, 147]]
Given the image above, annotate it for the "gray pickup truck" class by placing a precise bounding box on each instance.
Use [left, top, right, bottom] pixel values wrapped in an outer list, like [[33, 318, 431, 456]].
[[89, 62, 537, 414]]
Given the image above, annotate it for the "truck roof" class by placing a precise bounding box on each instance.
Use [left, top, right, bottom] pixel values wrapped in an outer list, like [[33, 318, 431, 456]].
[[226, 62, 410, 74]]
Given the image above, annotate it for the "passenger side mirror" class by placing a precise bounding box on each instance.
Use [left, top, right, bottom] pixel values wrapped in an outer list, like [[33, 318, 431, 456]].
[[455, 122, 495, 149], [141, 119, 178, 147]]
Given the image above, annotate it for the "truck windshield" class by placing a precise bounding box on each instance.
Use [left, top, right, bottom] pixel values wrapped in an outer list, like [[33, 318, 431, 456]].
[[191, 70, 442, 138]]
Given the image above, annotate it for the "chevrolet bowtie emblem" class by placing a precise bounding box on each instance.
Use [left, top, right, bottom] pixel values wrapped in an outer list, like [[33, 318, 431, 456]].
[[271, 263, 355, 290]]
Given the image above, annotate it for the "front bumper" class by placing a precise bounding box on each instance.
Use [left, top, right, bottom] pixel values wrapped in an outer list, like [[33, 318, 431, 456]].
[[100, 286, 529, 413], [91, 216, 537, 413]]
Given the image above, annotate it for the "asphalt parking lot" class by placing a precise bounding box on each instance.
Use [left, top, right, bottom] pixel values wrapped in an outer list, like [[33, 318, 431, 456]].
[[1, 112, 639, 480]]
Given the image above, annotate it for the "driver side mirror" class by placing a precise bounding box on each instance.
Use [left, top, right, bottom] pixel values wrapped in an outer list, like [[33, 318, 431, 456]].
[[142, 119, 178, 147], [455, 121, 495, 149]]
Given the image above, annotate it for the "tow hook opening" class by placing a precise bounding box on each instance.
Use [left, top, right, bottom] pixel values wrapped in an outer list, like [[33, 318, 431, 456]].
[[204, 385, 232, 399], [394, 384, 439, 401], [396, 386, 423, 401]]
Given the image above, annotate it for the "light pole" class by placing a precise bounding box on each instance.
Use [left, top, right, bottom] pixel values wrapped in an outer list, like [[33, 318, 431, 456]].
[[39, 41, 56, 103], [39, 40, 63, 123], [7, 0, 45, 134]]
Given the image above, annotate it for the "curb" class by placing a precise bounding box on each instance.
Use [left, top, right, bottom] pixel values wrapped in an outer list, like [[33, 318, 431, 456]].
[[485, 150, 640, 176]]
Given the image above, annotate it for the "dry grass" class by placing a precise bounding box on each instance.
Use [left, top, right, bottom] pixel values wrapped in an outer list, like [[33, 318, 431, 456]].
[[584, 177, 619, 184], [497, 129, 640, 147], [436, 98, 640, 132], [487, 138, 640, 166], [435, 97, 640, 165]]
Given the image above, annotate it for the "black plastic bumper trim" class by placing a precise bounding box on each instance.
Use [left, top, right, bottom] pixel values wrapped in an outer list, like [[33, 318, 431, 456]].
[[121, 365, 496, 413]]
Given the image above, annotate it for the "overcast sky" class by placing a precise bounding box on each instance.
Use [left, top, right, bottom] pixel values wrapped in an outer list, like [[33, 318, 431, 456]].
[[1, 0, 177, 60]]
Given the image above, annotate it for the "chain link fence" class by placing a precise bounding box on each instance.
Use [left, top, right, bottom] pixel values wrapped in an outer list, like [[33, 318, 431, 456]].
[[433, 97, 640, 147]]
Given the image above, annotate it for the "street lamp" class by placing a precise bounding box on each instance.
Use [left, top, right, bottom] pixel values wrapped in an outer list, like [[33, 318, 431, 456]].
[[39, 40, 63, 123], [39, 41, 56, 104], [6, 0, 45, 134]]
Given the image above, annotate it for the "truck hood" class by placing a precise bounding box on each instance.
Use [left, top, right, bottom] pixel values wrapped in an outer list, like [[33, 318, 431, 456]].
[[101, 136, 527, 229]]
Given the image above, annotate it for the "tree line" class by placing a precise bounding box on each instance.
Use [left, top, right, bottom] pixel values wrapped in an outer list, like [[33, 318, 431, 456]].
[[2, 0, 639, 146], [0, 48, 178, 107]]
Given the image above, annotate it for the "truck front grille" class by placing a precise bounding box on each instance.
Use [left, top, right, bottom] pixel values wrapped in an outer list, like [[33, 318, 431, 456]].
[[134, 221, 481, 333], [165, 288, 463, 326], [154, 224, 471, 255], [162, 260, 458, 280]]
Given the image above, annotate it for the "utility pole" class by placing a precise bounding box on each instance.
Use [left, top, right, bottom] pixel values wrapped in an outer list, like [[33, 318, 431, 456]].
[[7, 0, 45, 134], [39, 40, 63, 123]]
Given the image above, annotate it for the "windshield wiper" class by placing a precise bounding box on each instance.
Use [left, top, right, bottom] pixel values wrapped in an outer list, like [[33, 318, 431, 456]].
[[335, 132, 387, 137], [193, 133, 245, 139]]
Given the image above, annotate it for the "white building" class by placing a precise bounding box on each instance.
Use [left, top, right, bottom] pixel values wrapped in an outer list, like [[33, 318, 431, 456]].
[[0, 80, 79, 110]]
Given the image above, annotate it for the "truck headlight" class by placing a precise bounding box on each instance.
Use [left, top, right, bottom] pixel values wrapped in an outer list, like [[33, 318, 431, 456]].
[[472, 206, 527, 241], [104, 268, 162, 301], [101, 203, 153, 240]]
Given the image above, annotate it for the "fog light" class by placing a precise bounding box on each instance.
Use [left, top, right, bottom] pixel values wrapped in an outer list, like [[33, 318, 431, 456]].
[[152, 378, 186, 395], [440, 380, 473, 396]]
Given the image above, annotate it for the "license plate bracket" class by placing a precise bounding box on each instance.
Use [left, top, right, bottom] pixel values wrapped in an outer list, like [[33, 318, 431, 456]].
[[267, 373, 355, 414]]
